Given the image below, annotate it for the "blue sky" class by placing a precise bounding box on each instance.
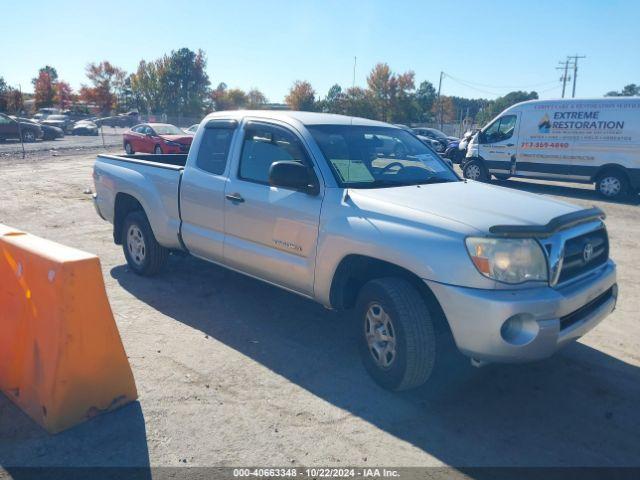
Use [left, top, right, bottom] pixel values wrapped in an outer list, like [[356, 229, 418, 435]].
[[2, 0, 639, 101]]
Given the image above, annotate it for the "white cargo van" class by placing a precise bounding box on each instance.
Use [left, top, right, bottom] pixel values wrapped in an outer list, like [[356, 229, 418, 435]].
[[463, 98, 640, 199]]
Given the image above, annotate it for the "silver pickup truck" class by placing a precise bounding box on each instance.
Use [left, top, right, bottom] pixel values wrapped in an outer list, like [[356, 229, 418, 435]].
[[93, 111, 617, 391]]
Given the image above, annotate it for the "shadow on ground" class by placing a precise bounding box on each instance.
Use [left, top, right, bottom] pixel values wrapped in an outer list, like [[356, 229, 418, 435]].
[[111, 256, 640, 470], [0, 396, 150, 479], [493, 177, 640, 206]]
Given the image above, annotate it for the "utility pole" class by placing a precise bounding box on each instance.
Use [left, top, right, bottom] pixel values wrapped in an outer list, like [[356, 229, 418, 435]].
[[437, 71, 444, 130], [568, 54, 586, 98], [352, 56, 357, 89], [556, 59, 571, 98]]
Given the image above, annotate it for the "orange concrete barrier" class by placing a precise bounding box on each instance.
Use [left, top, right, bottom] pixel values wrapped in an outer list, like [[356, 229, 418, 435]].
[[0, 225, 137, 433]]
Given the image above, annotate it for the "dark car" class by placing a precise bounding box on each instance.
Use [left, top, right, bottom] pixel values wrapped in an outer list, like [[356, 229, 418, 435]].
[[41, 114, 74, 134], [0, 113, 43, 142], [94, 111, 140, 128], [412, 127, 458, 153], [14, 116, 64, 140]]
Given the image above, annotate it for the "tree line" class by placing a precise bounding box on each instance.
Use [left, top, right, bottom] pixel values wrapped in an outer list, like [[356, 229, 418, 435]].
[[1, 48, 638, 126]]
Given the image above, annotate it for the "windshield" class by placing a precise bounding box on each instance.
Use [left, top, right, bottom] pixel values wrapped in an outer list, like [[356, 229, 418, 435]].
[[153, 124, 184, 135], [308, 125, 459, 188]]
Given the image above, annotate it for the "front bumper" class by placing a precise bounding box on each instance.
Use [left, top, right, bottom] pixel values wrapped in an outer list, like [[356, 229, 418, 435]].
[[426, 260, 617, 363]]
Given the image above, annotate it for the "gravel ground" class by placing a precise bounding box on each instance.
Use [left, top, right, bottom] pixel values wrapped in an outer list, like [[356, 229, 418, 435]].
[[0, 127, 127, 159], [0, 149, 639, 474]]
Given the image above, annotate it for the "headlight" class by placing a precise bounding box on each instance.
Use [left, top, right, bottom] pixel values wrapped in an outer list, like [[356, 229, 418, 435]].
[[465, 237, 548, 284]]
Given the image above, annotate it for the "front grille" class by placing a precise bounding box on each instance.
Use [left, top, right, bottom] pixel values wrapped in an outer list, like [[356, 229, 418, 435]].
[[560, 286, 614, 330], [557, 227, 608, 284]]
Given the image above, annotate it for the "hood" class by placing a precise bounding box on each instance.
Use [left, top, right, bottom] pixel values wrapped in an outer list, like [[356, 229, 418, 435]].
[[159, 134, 192, 144], [348, 180, 580, 235]]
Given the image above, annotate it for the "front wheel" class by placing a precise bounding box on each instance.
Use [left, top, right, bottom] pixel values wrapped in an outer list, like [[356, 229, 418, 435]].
[[124, 141, 134, 154], [463, 159, 489, 182], [122, 211, 169, 276], [595, 171, 628, 200], [356, 278, 437, 391], [154, 145, 162, 155]]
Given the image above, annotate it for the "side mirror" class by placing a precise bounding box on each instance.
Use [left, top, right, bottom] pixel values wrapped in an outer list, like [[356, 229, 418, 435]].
[[269, 161, 318, 194]]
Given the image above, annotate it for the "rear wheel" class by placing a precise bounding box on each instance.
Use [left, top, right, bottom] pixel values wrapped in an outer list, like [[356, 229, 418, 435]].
[[124, 141, 134, 154], [356, 277, 439, 391], [595, 170, 628, 200], [122, 211, 169, 276], [154, 145, 162, 155], [463, 159, 489, 182]]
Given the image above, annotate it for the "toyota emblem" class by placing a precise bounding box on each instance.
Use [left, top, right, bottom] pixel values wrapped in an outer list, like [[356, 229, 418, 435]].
[[583, 242, 594, 263]]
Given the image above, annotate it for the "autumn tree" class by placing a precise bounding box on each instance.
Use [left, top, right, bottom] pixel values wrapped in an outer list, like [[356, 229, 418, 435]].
[[366, 63, 416, 122], [81, 61, 126, 114], [285, 80, 316, 111], [54, 81, 74, 109], [32, 66, 58, 109], [0, 77, 24, 114]]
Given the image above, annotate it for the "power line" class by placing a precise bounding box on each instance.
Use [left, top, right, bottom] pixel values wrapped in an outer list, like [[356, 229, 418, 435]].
[[442, 72, 558, 90]]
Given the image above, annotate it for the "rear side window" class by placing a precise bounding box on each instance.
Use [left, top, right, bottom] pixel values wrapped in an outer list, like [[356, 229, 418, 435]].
[[196, 127, 234, 175], [239, 124, 309, 184]]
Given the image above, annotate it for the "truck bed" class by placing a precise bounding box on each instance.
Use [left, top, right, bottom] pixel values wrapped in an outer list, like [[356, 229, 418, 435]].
[[97, 153, 188, 169]]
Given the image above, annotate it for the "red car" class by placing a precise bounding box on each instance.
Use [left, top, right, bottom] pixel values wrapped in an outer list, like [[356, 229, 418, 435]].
[[123, 123, 192, 154]]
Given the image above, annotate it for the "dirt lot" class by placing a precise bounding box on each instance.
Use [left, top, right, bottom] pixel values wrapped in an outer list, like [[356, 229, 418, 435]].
[[0, 127, 126, 159], [0, 149, 639, 474]]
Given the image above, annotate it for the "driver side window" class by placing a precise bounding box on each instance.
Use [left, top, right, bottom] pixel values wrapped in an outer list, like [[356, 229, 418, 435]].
[[484, 115, 517, 143]]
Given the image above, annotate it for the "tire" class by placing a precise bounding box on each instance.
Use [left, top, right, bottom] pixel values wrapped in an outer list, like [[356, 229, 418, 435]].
[[22, 129, 36, 143], [356, 277, 438, 391], [154, 145, 163, 155], [595, 170, 629, 200], [463, 159, 489, 182], [124, 141, 134, 154], [122, 211, 169, 276]]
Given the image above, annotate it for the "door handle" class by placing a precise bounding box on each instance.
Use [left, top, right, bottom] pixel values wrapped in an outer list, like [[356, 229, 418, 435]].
[[225, 193, 245, 203]]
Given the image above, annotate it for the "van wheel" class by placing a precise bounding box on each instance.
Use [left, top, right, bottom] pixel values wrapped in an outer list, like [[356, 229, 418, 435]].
[[122, 211, 169, 276], [463, 160, 489, 182], [356, 278, 438, 391], [596, 170, 628, 199]]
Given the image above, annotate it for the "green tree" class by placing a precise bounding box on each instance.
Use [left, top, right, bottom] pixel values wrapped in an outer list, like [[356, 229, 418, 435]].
[[415, 81, 436, 122], [476, 91, 538, 126], [246, 88, 267, 109], [159, 48, 211, 116], [342, 87, 377, 119], [605, 84, 639, 97], [285, 80, 316, 111]]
